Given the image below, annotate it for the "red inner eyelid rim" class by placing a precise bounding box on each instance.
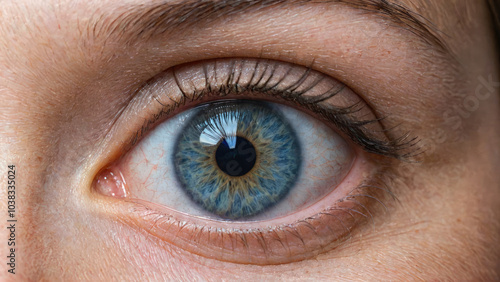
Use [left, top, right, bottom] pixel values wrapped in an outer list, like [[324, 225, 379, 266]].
[[103, 97, 367, 226], [119, 147, 361, 229], [95, 91, 368, 226]]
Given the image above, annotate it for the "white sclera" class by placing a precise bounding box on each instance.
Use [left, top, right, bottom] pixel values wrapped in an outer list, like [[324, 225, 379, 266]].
[[120, 101, 353, 221]]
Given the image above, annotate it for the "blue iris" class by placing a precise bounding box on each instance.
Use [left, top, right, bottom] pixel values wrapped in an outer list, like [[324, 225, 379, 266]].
[[173, 100, 301, 219]]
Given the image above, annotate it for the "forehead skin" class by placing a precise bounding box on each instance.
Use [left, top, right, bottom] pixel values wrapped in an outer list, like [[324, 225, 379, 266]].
[[0, 0, 499, 280]]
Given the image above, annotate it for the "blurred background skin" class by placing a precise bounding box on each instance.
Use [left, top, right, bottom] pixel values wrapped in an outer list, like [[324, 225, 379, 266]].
[[0, 0, 499, 280]]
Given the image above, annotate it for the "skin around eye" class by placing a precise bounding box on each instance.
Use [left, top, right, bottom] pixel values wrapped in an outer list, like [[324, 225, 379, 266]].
[[92, 58, 399, 264]]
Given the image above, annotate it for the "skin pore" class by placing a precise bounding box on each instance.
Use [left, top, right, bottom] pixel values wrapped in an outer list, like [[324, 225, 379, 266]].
[[0, 0, 499, 280]]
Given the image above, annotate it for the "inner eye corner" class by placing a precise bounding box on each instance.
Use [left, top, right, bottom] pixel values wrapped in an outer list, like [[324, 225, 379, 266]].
[[92, 165, 130, 199]]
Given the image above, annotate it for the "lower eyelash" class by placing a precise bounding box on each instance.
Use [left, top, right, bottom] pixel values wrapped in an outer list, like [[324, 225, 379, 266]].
[[134, 58, 420, 161], [119, 163, 398, 265]]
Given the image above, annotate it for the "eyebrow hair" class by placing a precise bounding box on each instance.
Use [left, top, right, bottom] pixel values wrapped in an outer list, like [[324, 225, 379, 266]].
[[92, 0, 446, 51]]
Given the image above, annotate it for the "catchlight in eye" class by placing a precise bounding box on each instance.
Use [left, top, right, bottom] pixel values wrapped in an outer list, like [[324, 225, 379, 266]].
[[173, 100, 301, 220]]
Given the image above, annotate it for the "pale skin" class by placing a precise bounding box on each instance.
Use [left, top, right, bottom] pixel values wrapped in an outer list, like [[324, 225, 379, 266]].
[[0, 0, 499, 280]]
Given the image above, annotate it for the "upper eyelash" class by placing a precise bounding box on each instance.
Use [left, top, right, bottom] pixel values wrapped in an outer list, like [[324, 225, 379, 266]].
[[133, 58, 421, 160]]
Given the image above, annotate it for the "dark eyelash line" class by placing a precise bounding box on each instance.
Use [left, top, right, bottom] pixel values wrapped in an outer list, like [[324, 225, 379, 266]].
[[133, 58, 420, 160]]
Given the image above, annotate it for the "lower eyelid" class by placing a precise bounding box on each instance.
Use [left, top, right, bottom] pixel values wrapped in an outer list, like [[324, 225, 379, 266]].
[[107, 152, 394, 265]]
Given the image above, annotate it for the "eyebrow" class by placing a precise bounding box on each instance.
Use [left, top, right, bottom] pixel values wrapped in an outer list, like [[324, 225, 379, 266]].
[[92, 0, 446, 51]]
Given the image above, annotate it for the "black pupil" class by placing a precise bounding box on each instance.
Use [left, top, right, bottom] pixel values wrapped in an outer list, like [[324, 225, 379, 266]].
[[215, 136, 257, 176]]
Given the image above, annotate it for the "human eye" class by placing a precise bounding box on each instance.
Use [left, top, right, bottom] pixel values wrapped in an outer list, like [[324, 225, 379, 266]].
[[92, 58, 416, 265]]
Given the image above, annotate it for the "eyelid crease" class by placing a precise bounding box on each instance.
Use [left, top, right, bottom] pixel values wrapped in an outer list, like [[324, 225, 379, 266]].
[[132, 58, 420, 161]]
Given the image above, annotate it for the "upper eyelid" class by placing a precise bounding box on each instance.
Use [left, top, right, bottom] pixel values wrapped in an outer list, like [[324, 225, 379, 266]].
[[126, 58, 420, 161], [82, 1, 460, 148]]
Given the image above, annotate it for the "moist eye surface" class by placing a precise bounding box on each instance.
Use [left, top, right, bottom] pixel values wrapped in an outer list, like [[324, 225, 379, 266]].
[[174, 100, 301, 219]]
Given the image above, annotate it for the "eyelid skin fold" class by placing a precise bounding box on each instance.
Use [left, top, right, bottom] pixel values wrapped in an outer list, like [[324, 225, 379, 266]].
[[93, 57, 410, 265], [130, 58, 419, 160]]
